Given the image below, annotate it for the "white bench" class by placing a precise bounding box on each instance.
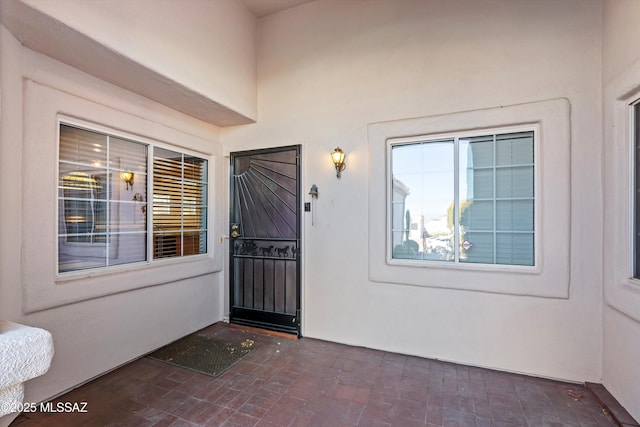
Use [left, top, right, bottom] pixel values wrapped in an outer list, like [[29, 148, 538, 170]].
[[0, 320, 54, 426]]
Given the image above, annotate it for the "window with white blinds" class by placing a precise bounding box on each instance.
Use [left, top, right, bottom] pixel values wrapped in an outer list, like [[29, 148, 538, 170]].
[[153, 148, 208, 259], [58, 124, 148, 272], [58, 123, 208, 273], [390, 128, 535, 267]]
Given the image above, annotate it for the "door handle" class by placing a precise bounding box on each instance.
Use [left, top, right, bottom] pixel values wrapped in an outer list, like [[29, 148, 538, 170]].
[[231, 230, 241, 238]]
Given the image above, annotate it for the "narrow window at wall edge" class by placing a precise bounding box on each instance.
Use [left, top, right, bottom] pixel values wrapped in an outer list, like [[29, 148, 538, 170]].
[[633, 100, 640, 279], [388, 126, 536, 268]]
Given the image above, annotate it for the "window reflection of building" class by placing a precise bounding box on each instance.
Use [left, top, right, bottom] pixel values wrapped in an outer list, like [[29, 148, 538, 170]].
[[58, 123, 148, 272], [389, 129, 534, 266], [62, 172, 107, 243], [391, 177, 410, 258]]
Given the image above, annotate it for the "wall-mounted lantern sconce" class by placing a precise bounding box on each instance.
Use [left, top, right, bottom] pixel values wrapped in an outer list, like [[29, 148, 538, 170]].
[[120, 171, 134, 190], [331, 147, 346, 178]]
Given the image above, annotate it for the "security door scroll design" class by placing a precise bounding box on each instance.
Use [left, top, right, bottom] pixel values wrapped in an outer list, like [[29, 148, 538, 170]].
[[234, 240, 297, 259], [232, 152, 297, 240], [229, 146, 301, 336]]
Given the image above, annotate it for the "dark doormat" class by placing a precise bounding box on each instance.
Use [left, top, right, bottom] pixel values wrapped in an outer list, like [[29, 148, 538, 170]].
[[146, 334, 255, 377]]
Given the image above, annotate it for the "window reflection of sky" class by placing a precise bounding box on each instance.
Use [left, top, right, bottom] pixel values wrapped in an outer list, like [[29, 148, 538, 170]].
[[392, 140, 469, 223]]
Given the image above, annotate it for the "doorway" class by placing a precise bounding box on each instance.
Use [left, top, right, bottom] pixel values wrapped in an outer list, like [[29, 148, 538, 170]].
[[229, 145, 301, 336]]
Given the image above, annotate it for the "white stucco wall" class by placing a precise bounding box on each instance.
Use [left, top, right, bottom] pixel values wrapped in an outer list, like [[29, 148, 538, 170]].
[[3, 0, 631, 416], [222, 0, 604, 382], [0, 0, 257, 125], [602, 0, 640, 420], [0, 23, 225, 406]]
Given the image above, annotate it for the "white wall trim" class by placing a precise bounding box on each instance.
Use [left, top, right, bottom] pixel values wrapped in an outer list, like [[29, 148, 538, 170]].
[[603, 56, 640, 323], [368, 98, 571, 298], [21, 79, 223, 313]]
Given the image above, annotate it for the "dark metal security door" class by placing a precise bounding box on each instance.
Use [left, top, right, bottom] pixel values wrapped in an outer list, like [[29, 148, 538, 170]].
[[229, 145, 301, 336]]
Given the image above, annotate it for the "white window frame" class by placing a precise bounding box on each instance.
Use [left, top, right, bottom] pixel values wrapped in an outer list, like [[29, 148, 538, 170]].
[[57, 117, 210, 276], [57, 122, 147, 272], [368, 99, 570, 298], [386, 125, 538, 271], [151, 148, 208, 260], [22, 80, 221, 314]]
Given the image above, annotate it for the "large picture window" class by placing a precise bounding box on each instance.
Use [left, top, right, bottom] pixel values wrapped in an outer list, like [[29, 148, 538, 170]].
[[58, 123, 208, 273], [389, 128, 535, 267]]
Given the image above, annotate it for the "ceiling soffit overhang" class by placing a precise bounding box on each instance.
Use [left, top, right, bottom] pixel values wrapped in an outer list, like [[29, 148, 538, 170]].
[[0, 0, 255, 127]]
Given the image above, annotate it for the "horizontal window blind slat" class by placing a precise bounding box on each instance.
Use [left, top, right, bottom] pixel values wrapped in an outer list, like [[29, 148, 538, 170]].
[[58, 123, 209, 271], [58, 123, 149, 273], [152, 147, 207, 260]]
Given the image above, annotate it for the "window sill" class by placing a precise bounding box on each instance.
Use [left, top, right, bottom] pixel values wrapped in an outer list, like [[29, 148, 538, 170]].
[[387, 257, 540, 275], [55, 254, 211, 283], [605, 278, 640, 323], [21, 255, 221, 313]]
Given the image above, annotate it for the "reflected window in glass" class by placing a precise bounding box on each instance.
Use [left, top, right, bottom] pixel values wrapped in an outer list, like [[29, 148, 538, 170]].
[[389, 128, 535, 267], [58, 122, 209, 274]]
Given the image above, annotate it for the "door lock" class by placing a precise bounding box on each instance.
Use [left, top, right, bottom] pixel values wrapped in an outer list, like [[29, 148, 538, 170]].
[[231, 230, 241, 238]]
